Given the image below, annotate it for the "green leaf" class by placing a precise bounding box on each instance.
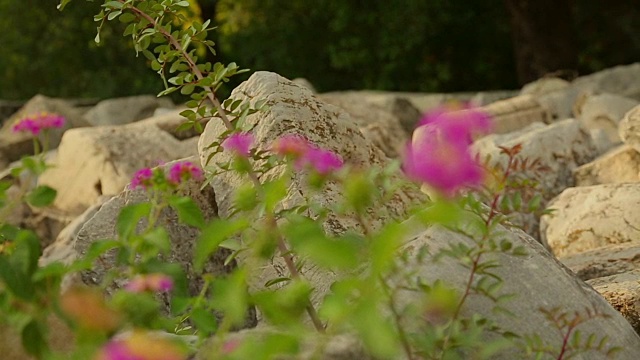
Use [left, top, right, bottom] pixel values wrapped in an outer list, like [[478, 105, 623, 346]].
[[57, 0, 73, 11], [168, 196, 205, 229], [21, 320, 48, 358], [181, 83, 195, 95], [175, 1, 190, 6], [142, 227, 171, 255], [104, 1, 124, 9], [11, 230, 41, 277], [0, 256, 34, 300], [194, 218, 249, 272], [189, 307, 218, 335], [119, 12, 136, 23], [26, 186, 57, 207], [116, 203, 152, 239], [210, 269, 249, 326]]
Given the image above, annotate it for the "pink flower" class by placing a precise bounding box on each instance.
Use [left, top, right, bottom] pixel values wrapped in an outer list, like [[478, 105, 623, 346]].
[[12, 112, 65, 135], [95, 331, 186, 360], [125, 274, 173, 293], [168, 161, 203, 185], [271, 135, 343, 174], [271, 135, 310, 158], [222, 132, 254, 157], [299, 147, 344, 174], [403, 106, 492, 197], [130, 168, 154, 190]]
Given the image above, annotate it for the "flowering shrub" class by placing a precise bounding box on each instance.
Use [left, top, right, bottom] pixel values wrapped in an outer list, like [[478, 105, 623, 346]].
[[12, 112, 65, 135], [271, 135, 343, 174]]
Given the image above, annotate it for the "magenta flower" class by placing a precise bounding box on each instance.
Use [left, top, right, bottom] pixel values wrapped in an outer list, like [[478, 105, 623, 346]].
[[271, 135, 343, 174], [130, 168, 154, 190], [12, 112, 65, 135], [299, 147, 344, 174], [222, 132, 254, 157], [96, 331, 186, 360], [403, 106, 492, 197], [271, 135, 311, 158], [168, 161, 203, 185], [125, 274, 173, 293]]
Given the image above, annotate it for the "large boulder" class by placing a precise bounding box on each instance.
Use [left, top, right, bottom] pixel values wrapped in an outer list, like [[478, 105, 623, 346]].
[[398, 224, 640, 359], [38, 123, 196, 217], [561, 243, 640, 282], [540, 183, 640, 257], [476, 94, 550, 134], [198, 72, 423, 307], [84, 95, 174, 127]]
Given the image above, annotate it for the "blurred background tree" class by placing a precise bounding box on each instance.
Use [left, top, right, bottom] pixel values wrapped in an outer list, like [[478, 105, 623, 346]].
[[1, 0, 639, 100]]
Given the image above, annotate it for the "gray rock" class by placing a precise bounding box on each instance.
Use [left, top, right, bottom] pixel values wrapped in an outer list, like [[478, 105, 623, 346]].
[[586, 269, 640, 335], [574, 93, 639, 144], [398, 224, 640, 359], [84, 95, 173, 127], [560, 243, 640, 281]]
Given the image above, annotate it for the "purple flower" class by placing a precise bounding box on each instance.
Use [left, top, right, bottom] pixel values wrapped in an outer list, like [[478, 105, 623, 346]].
[[96, 331, 186, 360], [125, 274, 173, 293], [167, 161, 203, 185], [403, 106, 492, 197], [130, 168, 154, 190], [272, 135, 343, 174], [299, 147, 344, 174], [12, 112, 65, 135], [222, 132, 254, 157], [271, 135, 310, 158]]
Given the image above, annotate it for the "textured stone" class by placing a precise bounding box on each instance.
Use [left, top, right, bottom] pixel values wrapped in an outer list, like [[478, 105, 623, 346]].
[[573, 145, 640, 186], [84, 95, 173, 127], [318, 93, 408, 157], [561, 243, 640, 281], [540, 183, 640, 257], [620, 105, 640, 153], [587, 270, 640, 335], [477, 94, 550, 134], [38, 123, 194, 216], [520, 77, 571, 97], [574, 93, 638, 144], [198, 72, 423, 308]]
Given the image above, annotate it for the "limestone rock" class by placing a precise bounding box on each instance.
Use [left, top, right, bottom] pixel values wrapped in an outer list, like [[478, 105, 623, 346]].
[[473, 119, 598, 240], [619, 105, 640, 153], [521, 77, 571, 97], [134, 108, 201, 140], [198, 72, 423, 308], [540, 183, 640, 257], [587, 270, 640, 335], [399, 224, 640, 359], [477, 94, 550, 134], [292, 78, 316, 93], [84, 95, 173, 127], [574, 93, 638, 144], [560, 243, 640, 281], [0, 95, 89, 163], [318, 93, 408, 158], [573, 145, 640, 186], [38, 123, 194, 216]]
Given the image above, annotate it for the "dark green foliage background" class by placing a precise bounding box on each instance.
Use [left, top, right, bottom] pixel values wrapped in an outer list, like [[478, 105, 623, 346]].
[[1, 0, 639, 100]]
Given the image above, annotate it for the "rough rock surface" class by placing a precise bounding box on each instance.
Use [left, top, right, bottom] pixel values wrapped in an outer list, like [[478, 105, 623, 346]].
[[573, 93, 638, 143], [318, 93, 408, 157], [477, 94, 550, 134], [587, 270, 640, 335], [520, 77, 571, 97], [474, 119, 597, 199], [134, 108, 201, 140], [84, 95, 173, 127], [399, 224, 640, 359], [561, 243, 640, 281], [198, 72, 423, 308], [573, 145, 640, 186], [540, 183, 640, 257], [38, 124, 195, 216], [619, 104, 640, 153]]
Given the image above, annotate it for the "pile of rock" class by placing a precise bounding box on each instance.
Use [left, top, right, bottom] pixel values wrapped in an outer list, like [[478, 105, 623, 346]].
[[3, 64, 640, 358]]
